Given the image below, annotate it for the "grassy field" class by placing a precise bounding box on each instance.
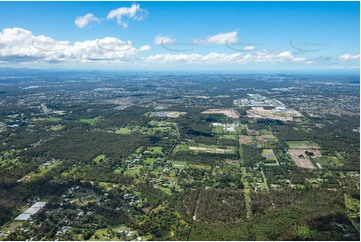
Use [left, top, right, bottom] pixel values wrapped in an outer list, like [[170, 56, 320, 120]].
[[158, 186, 172, 195], [145, 146, 163, 155], [344, 193, 360, 220], [50, 124, 64, 131], [173, 144, 189, 152], [314, 156, 342, 168], [262, 149, 278, 164], [132, 126, 177, 136], [22, 160, 61, 181], [80, 116, 101, 125], [90, 224, 125, 241], [135, 146, 144, 153], [286, 141, 320, 149], [93, 154, 106, 164], [221, 134, 238, 140], [212, 126, 224, 134], [144, 158, 156, 164], [171, 160, 187, 168], [115, 127, 131, 134], [259, 129, 273, 135], [124, 165, 143, 176]]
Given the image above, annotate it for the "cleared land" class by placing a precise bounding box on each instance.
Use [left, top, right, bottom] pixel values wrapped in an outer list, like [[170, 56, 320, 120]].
[[201, 109, 239, 119], [256, 134, 278, 145], [247, 107, 302, 121], [288, 149, 318, 169], [166, 111, 187, 118], [239, 135, 252, 145], [189, 146, 234, 154]]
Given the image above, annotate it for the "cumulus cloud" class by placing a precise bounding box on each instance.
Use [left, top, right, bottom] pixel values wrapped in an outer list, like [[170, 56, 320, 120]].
[[0, 27, 147, 64], [1, 27, 355, 69], [139, 45, 152, 51], [243, 45, 255, 51], [107, 3, 148, 29], [75, 13, 100, 28], [154, 35, 176, 44], [193, 31, 238, 45], [144, 51, 309, 64], [338, 53, 360, 62]]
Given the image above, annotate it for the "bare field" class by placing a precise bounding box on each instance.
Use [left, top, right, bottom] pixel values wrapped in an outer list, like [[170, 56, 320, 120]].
[[201, 109, 239, 119], [166, 111, 187, 118], [256, 134, 278, 143], [239, 135, 252, 145], [288, 149, 316, 169], [189, 146, 233, 154], [247, 107, 302, 121]]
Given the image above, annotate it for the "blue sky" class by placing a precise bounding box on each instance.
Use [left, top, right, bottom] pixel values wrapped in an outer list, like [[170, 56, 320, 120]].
[[0, 1, 359, 72]]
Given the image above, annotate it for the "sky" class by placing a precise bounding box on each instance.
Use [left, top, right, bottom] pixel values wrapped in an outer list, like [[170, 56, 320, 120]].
[[0, 1, 359, 72]]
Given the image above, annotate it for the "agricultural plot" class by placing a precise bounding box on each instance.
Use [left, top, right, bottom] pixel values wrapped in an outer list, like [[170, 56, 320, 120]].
[[174, 143, 236, 154], [262, 149, 279, 166], [286, 141, 323, 169], [239, 135, 253, 145], [314, 156, 342, 168], [201, 108, 240, 119], [288, 149, 316, 169], [256, 134, 278, 148], [286, 141, 320, 150], [220, 134, 238, 140], [212, 126, 223, 134], [189, 145, 236, 154]]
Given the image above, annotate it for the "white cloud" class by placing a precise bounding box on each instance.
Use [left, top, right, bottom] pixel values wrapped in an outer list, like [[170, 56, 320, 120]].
[[0, 27, 146, 64], [1, 27, 357, 70], [193, 31, 238, 45], [75, 13, 100, 28], [139, 45, 151, 51], [243, 45, 255, 51], [145, 51, 309, 64], [107, 3, 148, 29], [154, 35, 176, 44], [338, 53, 360, 62]]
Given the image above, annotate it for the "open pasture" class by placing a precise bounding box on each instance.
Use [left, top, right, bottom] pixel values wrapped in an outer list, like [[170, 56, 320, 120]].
[[286, 141, 320, 150]]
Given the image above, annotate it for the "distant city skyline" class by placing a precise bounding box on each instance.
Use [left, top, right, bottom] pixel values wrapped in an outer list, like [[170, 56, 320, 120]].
[[0, 1, 359, 72]]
